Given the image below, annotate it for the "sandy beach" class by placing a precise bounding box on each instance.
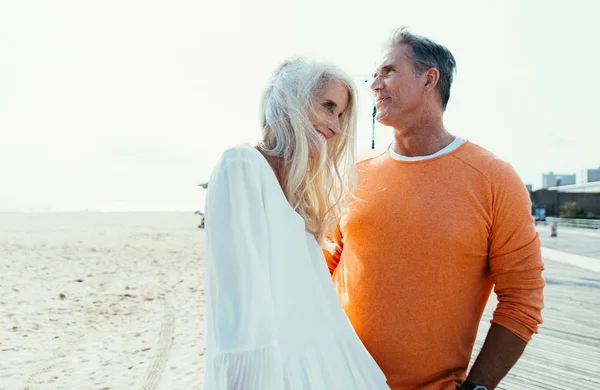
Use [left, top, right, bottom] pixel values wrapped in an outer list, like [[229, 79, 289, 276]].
[[2, 212, 599, 390], [0, 213, 206, 390]]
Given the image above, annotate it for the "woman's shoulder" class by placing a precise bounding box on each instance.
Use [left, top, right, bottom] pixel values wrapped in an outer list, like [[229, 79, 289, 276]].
[[208, 143, 271, 189], [218, 143, 262, 165], [211, 143, 269, 175]]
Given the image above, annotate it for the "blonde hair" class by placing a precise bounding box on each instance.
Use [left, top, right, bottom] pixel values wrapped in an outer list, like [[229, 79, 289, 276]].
[[258, 58, 358, 246]]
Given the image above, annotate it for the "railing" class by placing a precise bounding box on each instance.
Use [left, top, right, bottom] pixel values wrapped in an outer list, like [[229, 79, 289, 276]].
[[545, 217, 600, 230]]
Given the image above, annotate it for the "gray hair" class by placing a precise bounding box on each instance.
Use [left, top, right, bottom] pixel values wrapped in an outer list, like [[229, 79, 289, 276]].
[[389, 27, 456, 110], [259, 58, 358, 245]]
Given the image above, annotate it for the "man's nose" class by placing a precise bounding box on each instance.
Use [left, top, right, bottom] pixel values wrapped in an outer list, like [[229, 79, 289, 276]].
[[371, 76, 383, 92]]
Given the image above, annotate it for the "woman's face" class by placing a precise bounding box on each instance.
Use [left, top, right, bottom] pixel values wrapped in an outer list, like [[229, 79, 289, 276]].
[[308, 80, 349, 158]]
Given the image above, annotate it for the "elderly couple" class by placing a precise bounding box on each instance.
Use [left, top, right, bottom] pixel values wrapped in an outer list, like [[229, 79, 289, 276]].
[[202, 27, 545, 390]]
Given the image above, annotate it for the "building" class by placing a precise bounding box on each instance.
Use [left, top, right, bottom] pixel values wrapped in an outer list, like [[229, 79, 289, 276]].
[[579, 168, 600, 184], [542, 172, 576, 188], [547, 181, 600, 193], [531, 187, 600, 217]]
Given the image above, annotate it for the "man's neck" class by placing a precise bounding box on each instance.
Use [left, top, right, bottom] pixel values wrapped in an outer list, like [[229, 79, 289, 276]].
[[392, 116, 454, 157]]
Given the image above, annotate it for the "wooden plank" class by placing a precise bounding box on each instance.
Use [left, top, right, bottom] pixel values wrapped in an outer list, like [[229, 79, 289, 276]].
[[471, 257, 600, 389]]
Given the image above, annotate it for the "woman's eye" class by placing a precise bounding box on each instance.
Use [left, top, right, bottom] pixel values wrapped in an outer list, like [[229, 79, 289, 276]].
[[324, 102, 334, 111]]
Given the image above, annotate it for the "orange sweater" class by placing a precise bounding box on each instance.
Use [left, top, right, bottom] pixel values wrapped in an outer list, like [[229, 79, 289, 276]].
[[325, 141, 545, 390]]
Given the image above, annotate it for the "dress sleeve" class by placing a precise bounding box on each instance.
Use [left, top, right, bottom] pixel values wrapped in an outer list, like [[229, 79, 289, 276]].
[[203, 157, 284, 389]]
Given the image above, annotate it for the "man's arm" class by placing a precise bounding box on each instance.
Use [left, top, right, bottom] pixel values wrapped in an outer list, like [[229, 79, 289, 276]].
[[465, 324, 526, 389], [466, 160, 545, 389], [322, 222, 344, 275]]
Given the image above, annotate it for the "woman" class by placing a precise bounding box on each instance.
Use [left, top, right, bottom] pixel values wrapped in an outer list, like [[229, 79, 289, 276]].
[[203, 58, 389, 389]]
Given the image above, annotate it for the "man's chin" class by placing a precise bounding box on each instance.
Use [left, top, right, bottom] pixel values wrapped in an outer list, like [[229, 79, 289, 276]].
[[376, 112, 390, 126]]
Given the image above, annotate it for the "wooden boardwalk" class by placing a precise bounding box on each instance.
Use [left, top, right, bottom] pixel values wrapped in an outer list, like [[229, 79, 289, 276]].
[[472, 254, 600, 389]]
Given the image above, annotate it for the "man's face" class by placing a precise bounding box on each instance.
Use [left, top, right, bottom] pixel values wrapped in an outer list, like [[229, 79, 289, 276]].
[[371, 44, 424, 127]]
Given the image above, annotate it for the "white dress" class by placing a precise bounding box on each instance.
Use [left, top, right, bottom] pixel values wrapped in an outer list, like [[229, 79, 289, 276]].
[[202, 144, 389, 390]]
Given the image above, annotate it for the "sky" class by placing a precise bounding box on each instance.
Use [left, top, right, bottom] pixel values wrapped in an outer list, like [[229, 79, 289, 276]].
[[1, 0, 599, 211]]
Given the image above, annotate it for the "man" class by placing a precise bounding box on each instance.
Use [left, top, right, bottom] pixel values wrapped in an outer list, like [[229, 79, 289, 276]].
[[325, 27, 544, 390]]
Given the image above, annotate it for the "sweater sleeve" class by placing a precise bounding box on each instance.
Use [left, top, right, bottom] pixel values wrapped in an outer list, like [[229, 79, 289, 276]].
[[204, 156, 284, 389], [488, 159, 545, 342]]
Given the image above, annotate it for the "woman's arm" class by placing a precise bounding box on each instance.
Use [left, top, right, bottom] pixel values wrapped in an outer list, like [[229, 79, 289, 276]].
[[204, 155, 283, 389]]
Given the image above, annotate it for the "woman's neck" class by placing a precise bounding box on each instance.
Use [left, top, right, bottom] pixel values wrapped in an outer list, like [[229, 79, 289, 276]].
[[255, 145, 285, 189]]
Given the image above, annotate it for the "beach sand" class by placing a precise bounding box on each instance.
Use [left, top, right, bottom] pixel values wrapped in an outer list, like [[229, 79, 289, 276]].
[[0, 212, 206, 390], [3, 213, 599, 389]]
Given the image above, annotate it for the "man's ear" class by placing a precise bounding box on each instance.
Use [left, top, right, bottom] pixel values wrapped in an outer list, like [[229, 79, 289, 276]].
[[423, 68, 440, 93]]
